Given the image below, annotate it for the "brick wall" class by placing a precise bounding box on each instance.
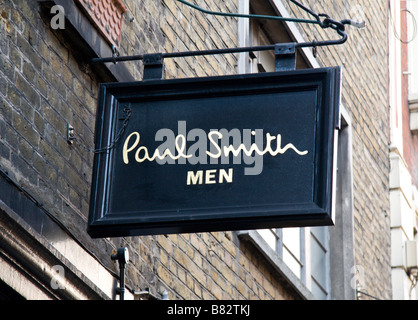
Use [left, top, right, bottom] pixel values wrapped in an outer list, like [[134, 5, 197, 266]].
[[0, 0, 102, 251], [283, 0, 392, 299], [0, 0, 395, 300], [0, 0, 308, 300]]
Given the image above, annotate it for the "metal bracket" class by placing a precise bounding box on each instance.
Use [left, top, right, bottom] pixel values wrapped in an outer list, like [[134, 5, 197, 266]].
[[111, 247, 129, 300], [67, 124, 75, 144], [275, 43, 296, 72], [143, 53, 163, 80], [90, 0, 362, 73]]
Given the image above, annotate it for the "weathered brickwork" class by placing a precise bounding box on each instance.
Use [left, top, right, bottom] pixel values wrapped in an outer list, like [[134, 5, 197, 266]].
[[284, 0, 392, 299], [119, 0, 238, 80], [0, 0, 309, 300], [0, 0, 99, 248]]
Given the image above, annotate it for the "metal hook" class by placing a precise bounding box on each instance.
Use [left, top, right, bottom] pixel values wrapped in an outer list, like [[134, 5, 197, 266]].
[[111, 45, 120, 64]]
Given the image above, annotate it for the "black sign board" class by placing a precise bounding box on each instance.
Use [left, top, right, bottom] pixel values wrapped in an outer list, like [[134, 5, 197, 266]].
[[88, 68, 341, 238]]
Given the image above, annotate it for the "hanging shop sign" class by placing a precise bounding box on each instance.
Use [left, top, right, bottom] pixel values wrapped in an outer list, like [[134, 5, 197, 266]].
[[87, 68, 341, 238]]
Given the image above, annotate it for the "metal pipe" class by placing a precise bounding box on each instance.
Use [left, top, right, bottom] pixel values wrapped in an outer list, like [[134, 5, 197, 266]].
[[90, 30, 347, 65], [111, 247, 129, 300]]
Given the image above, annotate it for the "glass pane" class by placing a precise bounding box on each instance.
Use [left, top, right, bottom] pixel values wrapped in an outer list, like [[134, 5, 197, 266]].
[[311, 278, 328, 300], [311, 226, 328, 245], [283, 227, 300, 260], [311, 235, 326, 287], [283, 247, 301, 278], [258, 229, 277, 251]]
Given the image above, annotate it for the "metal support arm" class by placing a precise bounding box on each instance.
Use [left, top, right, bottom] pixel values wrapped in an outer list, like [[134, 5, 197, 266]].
[[111, 247, 129, 300], [90, 0, 359, 78]]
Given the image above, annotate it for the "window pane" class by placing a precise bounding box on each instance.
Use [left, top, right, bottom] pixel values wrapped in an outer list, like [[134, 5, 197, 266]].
[[283, 227, 300, 260], [282, 228, 302, 278], [311, 279, 327, 300], [311, 234, 327, 289], [311, 226, 327, 245], [283, 247, 301, 278], [258, 229, 277, 251]]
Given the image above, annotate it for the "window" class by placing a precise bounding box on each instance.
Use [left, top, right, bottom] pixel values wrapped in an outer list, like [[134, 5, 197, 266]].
[[256, 226, 330, 299], [248, 20, 276, 72], [39, 0, 133, 82]]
